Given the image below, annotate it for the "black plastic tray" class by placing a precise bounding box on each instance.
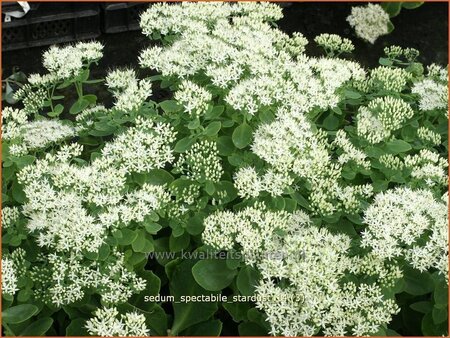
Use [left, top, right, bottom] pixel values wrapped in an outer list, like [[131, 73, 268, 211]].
[[2, 3, 101, 51], [102, 2, 148, 34]]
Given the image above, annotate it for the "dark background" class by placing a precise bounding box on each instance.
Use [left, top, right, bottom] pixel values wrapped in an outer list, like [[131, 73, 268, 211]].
[[2, 2, 448, 78]]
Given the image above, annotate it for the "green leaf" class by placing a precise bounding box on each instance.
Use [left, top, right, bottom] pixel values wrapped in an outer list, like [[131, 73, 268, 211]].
[[146, 169, 174, 186], [145, 222, 162, 235], [170, 260, 218, 335], [128, 270, 161, 311], [217, 136, 234, 156], [169, 232, 190, 252], [322, 114, 339, 130], [291, 192, 311, 211], [174, 136, 195, 153], [48, 104, 64, 117], [379, 57, 393, 66], [83, 78, 104, 84], [117, 229, 138, 246], [237, 266, 260, 297], [344, 89, 361, 99], [422, 311, 447, 336], [78, 136, 100, 146], [2, 304, 39, 324], [12, 179, 27, 204], [223, 302, 252, 322], [386, 139, 412, 154], [83, 94, 97, 104], [77, 68, 90, 82], [20, 317, 53, 336], [259, 109, 275, 123], [66, 318, 88, 336], [186, 214, 205, 235], [432, 306, 447, 324], [192, 259, 237, 291], [205, 181, 215, 195], [160, 100, 181, 113], [403, 267, 434, 296], [238, 322, 267, 336], [205, 105, 224, 120], [402, 2, 423, 9], [232, 123, 253, 149], [132, 230, 147, 252], [13, 155, 35, 169], [387, 21, 395, 33], [57, 80, 72, 89], [381, 2, 402, 17], [182, 319, 223, 336], [69, 98, 90, 115], [188, 118, 201, 130], [434, 278, 448, 308], [204, 121, 221, 136], [410, 301, 433, 314], [98, 243, 110, 261], [17, 289, 32, 303]]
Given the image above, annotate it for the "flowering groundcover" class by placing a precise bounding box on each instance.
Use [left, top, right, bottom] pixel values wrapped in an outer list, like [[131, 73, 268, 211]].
[[1, 2, 448, 337]]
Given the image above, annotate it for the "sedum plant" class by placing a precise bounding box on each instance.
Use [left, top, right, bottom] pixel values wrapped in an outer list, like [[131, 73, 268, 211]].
[[1, 2, 448, 337], [347, 2, 424, 44]]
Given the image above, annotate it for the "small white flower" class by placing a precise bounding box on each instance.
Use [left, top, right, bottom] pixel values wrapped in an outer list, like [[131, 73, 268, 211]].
[[347, 4, 390, 44]]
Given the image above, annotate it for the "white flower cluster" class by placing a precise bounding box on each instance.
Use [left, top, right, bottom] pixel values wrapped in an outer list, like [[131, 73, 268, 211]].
[[333, 129, 370, 169], [1, 249, 26, 296], [417, 126, 442, 145], [251, 106, 372, 215], [203, 206, 401, 336], [357, 96, 414, 144], [379, 154, 404, 171], [404, 149, 448, 187], [13, 85, 46, 114], [139, 2, 365, 116], [225, 56, 365, 116], [175, 140, 223, 182], [86, 306, 149, 337], [75, 104, 109, 130], [106, 69, 152, 112], [378, 150, 447, 187], [412, 65, 448, 112], [174, 80, 212, 117], [203, 204, 292, 265], [347, 4, 390, 44], [18, 119, 174, 253], [384, 45, 419, 62], [36, 41, 103, 84], [1, 206, 20, 229], [140, 2, 282, 38], [2, 107, 28, 138], [12, 117, 176, 306], [101, 117, 176, 173], [362, 187, 448, 280], [30, 251, 146, 307], [21, 120, 76, 150], [314, 33, 354, 55], [274, 32, 308, 58], [234, 167, 263, 199], [2, 257, 18, 296], [2, 107, 76, 156], [367, 66, 412, 92], [100, 183, 170, 228], [234, 167, 293, 199]]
